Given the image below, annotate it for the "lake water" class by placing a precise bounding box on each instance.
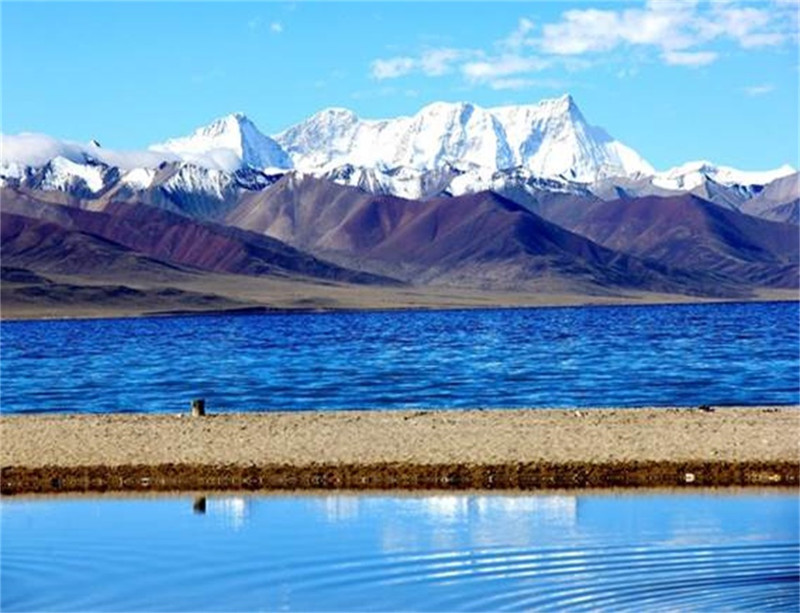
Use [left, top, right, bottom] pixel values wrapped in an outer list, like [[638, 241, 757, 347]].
[[0, 301, 797, 413], [2, 491, 797, 611]]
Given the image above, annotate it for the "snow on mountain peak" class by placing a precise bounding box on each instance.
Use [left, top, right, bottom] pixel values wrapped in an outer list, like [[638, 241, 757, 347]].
[[316, 107, 360, 121], [273, 94, 653, 181], [653, 160, 797, 190], [150, 113, 292, 171], [3, 95, 794, 204], [44, 156, 108, 193], [533, 93, 578, 116]]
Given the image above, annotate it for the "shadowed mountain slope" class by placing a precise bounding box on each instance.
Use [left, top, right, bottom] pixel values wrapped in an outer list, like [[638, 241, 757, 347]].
[[1, 212, 190, 279], [1, 187, 396, 285], [548, 194, 799, 288], [739, 172, 799, 224], [227, 175, 744, 296]]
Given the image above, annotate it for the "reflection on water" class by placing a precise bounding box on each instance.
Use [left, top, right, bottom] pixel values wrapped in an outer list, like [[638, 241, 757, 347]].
[[1, 492, 797, 611], [206, 496, 249, 530], [191, 496, 206, 515]]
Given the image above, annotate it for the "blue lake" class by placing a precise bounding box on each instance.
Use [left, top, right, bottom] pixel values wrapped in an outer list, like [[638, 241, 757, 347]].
[[2, 491, 797, 611], [0, 301, 798, 413]]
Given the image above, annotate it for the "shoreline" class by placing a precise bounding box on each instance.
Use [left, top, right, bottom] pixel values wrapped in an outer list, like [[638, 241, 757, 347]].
[[2, 293, 798, 323], [2, 407, 797, 495]]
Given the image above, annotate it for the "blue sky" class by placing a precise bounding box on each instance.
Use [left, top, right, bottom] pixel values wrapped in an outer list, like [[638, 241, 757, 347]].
[[2, 1, 798, 171]]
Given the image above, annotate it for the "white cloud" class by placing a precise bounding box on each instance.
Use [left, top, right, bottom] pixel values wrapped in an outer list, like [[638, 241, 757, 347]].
[[488, 78, 535, 91], [744, 83, 775, 96], [537, 3, 702, 55], [270, 22, 283, 34], [501, 17, 535, 51], [700, 6, 785, 48], [662, 50, 718, 66], [370, 56, 416, 80], [462, 55, 550, 82], [419, 48, 466, 76], [364, 1, 796, 89], [539, 9, 626, 55], [0, 133, 243, 173], [537, 1, 790, 60]]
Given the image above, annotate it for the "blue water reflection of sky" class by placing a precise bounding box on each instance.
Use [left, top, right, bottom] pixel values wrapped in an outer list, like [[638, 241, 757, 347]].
[[2, 492, 797, 611]]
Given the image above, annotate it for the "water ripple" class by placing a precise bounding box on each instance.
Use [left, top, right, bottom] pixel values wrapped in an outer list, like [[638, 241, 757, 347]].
[[1, 302, 797, 413], [3, 537, 797, 611]]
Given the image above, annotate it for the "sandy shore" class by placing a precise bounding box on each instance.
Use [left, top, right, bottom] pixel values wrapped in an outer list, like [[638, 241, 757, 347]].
[[2, 407, 798, 494], [3, 266, 798, 321]]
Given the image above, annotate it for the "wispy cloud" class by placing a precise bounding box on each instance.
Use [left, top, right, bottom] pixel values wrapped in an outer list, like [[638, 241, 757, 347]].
[[744, 83, 776, 96], [462, 55, 550, 83], [351, 86, 419, 100], [419, 48, 468, 76], [661, 50, 718, 67], [247, 17, 285, 34], [366, 1, 797, 89], [371, 57, 416, 80], [500, 17, 535, 52], [371, 49, 472, 80], [488, 77, 566, 91]]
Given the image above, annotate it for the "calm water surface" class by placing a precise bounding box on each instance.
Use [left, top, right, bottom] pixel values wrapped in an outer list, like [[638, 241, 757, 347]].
[[2, 491, 797, 611], [1, 301, 798, 413]]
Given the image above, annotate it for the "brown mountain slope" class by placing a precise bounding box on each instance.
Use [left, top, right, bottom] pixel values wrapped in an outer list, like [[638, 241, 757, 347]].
[[1, 212, 189, 279], [1, 188, 396, 286], [226, 175, 744, 296], [548, 194, 799, 288]]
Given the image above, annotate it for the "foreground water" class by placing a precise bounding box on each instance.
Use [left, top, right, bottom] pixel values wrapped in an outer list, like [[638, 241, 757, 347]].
[[1, 301, 798, 413], [2, 491, 797, 611]]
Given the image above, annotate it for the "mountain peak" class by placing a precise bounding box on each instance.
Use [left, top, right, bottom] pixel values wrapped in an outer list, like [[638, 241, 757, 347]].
[[150, 113, 292, 171], [552, 92, 575, 107], [197, 112, 253, 137], [654, 160, 797, 190], [418, 100, 474, 112], [534, 93, 583, 120], [273, 95, 652, 180], [313, 107, 360, 122]]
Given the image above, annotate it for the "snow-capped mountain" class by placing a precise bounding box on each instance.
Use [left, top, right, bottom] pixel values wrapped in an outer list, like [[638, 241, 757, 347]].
[[320, 163, 462, 200], [150, 113, 292, 171], [1, 94, 796, 224], [489, 96, 654, 181], [1, 155, 121, 198], [273, 95, 654, 182], [652, 160, 796, 191]]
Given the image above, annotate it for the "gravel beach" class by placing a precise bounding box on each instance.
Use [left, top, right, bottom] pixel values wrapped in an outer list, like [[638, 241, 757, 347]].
[[2, 407, 798, 494]]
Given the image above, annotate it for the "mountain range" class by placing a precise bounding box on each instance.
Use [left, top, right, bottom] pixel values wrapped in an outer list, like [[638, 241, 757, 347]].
[[1, 94, 797, 317]]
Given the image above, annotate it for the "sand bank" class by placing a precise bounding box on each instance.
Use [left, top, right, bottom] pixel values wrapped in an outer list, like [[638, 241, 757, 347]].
[[2, 407, 797, 494]]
